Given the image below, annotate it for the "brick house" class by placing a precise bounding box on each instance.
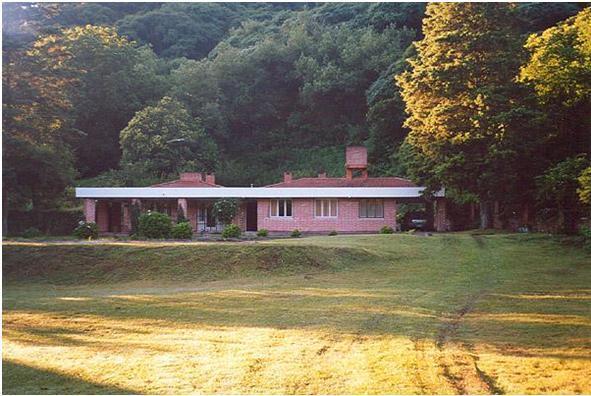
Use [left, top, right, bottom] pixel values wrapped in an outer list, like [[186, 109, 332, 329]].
[[76, 146, 450, 234]]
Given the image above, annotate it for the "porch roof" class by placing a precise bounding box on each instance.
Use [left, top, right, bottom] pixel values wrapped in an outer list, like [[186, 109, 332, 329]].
[[75, 187, 443, 199]]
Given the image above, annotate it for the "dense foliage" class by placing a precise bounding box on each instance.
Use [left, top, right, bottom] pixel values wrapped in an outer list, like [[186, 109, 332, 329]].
[[137, 212, 172, 239], [73, 221, 98, 240], [221, 224, 241, 239], [2, 2, 589, 232], [171, 221, 193, 240], [212, 199, 240, 225]]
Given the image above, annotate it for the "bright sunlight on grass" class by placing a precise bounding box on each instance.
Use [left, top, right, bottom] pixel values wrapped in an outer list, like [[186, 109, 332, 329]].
[[3, 234, 590, 394]]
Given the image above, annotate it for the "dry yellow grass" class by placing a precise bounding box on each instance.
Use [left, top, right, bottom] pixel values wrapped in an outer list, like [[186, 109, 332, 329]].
[[3, 234, 591, 394]]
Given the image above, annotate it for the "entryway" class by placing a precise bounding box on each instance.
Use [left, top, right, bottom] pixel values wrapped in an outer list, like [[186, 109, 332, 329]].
[[246, 200, 258, 231]]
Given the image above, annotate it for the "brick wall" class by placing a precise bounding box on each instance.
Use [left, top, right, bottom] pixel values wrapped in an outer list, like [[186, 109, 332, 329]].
[[257, 198, 397, 233]]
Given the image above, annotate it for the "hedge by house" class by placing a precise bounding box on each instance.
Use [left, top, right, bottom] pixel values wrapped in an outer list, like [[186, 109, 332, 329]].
[[6, 209, 84, 236]]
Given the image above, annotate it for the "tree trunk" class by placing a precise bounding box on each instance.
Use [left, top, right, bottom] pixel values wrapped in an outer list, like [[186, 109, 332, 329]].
[[479, 201, 491, 229]]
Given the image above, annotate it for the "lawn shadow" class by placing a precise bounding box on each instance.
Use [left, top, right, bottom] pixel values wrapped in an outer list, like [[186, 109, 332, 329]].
[[4, 284, 591, 357], [2, 359, 135, 394]]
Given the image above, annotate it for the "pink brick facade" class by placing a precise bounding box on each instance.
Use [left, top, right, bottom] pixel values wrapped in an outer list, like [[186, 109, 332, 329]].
[[81, 147, 449, 235], [257, 198, 397, 233]]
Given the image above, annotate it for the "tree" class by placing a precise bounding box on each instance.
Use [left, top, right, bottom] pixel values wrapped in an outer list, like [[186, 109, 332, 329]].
[[520, 8, 591, 227], [28, 25, 169, 177], [120, 96, 218, 180], [396, 3, 543, 228], [578, 166, 591, 206], [536, 156, 589, 233], [519, 8, 591, 165], [519, 8, 591, 107], [2, 23, 78, 217], [213, 199, 240, 225]]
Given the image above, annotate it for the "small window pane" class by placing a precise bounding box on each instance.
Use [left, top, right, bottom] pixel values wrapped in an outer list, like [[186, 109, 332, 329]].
[[271, 200, 278, 216], [286, 200, 292, 216], [359, 200, 367, 218], [330, 200, 337, 216], [322, 200, 329, 216], [316, 200, 322, 217], [368, 201, 376, 218], [279, 199, 285, 216], [375, 200, 384, 217]]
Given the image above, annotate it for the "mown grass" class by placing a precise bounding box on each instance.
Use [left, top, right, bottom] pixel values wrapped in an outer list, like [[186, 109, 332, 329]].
[[3, 234, 590, 394]]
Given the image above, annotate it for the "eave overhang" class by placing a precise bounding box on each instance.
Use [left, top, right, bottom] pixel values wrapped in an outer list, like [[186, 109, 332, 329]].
[[75, 187, 444, 199]]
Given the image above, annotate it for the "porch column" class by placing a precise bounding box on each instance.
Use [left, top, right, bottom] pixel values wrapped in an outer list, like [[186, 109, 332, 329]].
[[434, 198, 451, 232], [83, 199, 96, 223], [177, 198, 188, 220], [131, 198, 142, 209], [122, 203, 131, 234]]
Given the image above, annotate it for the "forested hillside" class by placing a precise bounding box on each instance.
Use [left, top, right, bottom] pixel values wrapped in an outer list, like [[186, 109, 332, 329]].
[[3, 3, 590, 231]]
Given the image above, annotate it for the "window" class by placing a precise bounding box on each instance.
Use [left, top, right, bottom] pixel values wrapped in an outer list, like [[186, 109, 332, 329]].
[[315, 199, 338, 217], [270, 199, 292, 217], [359, 199, 384, 218]]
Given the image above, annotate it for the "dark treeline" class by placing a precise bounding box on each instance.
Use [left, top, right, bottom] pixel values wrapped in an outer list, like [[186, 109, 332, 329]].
[[2, 2, 590, 231]]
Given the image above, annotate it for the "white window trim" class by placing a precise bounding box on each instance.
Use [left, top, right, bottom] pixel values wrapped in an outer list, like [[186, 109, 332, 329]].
[[314, 199, 338, 218], [269, 199, 293, 218]]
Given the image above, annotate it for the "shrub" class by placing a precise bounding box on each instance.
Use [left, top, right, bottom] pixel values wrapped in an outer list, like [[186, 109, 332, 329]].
[[291, 229, 301, 238], [580, 225, 591, 240], [257, 228, 269, 237], [221, 224, 241, 239], [379, 225, 394, 234], [328, 230, 338, 236], [22, 227, 42, 238], [171, 221, 193, 239], [73, 221, 99, 240], [213, 198, 240, 225], [138, 211, 172, 239], [177, 203, 188, 224]]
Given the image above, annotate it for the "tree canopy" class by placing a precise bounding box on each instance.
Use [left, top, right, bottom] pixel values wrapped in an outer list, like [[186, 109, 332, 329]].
[[2, 2, 589, 231]]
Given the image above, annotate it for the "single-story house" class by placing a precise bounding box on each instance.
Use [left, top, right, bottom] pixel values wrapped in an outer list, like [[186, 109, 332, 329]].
[[75, 146, 450, 234]]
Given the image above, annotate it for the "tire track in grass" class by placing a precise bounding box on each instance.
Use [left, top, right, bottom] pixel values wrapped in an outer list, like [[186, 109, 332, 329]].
[[435, 235, 505, 395]]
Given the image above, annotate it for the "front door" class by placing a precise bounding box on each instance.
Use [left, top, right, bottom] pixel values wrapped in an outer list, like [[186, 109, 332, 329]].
[[108, 202, 122, 233], [246, 200, 257, 231]]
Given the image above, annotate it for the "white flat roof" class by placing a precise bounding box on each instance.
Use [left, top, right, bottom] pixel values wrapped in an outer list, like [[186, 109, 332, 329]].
[[76, 187, 443, 199]]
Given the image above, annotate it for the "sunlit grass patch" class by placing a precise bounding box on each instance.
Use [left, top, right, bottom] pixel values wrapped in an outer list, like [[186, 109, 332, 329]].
[[3, 233, 591, 394]]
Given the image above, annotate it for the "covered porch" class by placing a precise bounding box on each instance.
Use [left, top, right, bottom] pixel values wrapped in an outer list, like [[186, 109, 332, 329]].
[[82, 198, 244, 234]]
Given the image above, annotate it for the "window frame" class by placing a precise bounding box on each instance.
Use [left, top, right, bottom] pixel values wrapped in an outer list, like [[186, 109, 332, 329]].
[[359, 199, 384, 218], [315, 199, 338, 218], [270, 199, 293, 218]]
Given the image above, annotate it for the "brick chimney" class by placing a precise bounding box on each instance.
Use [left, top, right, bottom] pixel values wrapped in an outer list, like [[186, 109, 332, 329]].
[[318, 172, 327, 178], [205, 173, 215, 185], [283, 171, 293, 183], [345, 146, 368, 179], [180, 172, 203, 181]]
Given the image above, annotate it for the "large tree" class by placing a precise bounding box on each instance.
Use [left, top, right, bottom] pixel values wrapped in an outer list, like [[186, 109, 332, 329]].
[[397, 3, 544, 228], [28, 25, 169, 177], [120, 96, 218, 180]]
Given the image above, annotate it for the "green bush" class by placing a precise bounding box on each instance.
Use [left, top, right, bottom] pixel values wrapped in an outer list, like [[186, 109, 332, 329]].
[[328, 230, 338, 236], [73, 221, 99, 240], [379, 225, 394, 234], [580, 225, 591, 240], [171, 221, 193, 239], [22, 227, 42, 238], [138, 211, 172, 239], [291, 229, 301, 238], [213, 198, 240, 225], [256, 228, 269, 237], [221, 224, 241, 239]]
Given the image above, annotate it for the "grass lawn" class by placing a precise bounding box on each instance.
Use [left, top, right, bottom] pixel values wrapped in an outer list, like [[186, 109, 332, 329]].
[[3, 233, 590, 394]]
